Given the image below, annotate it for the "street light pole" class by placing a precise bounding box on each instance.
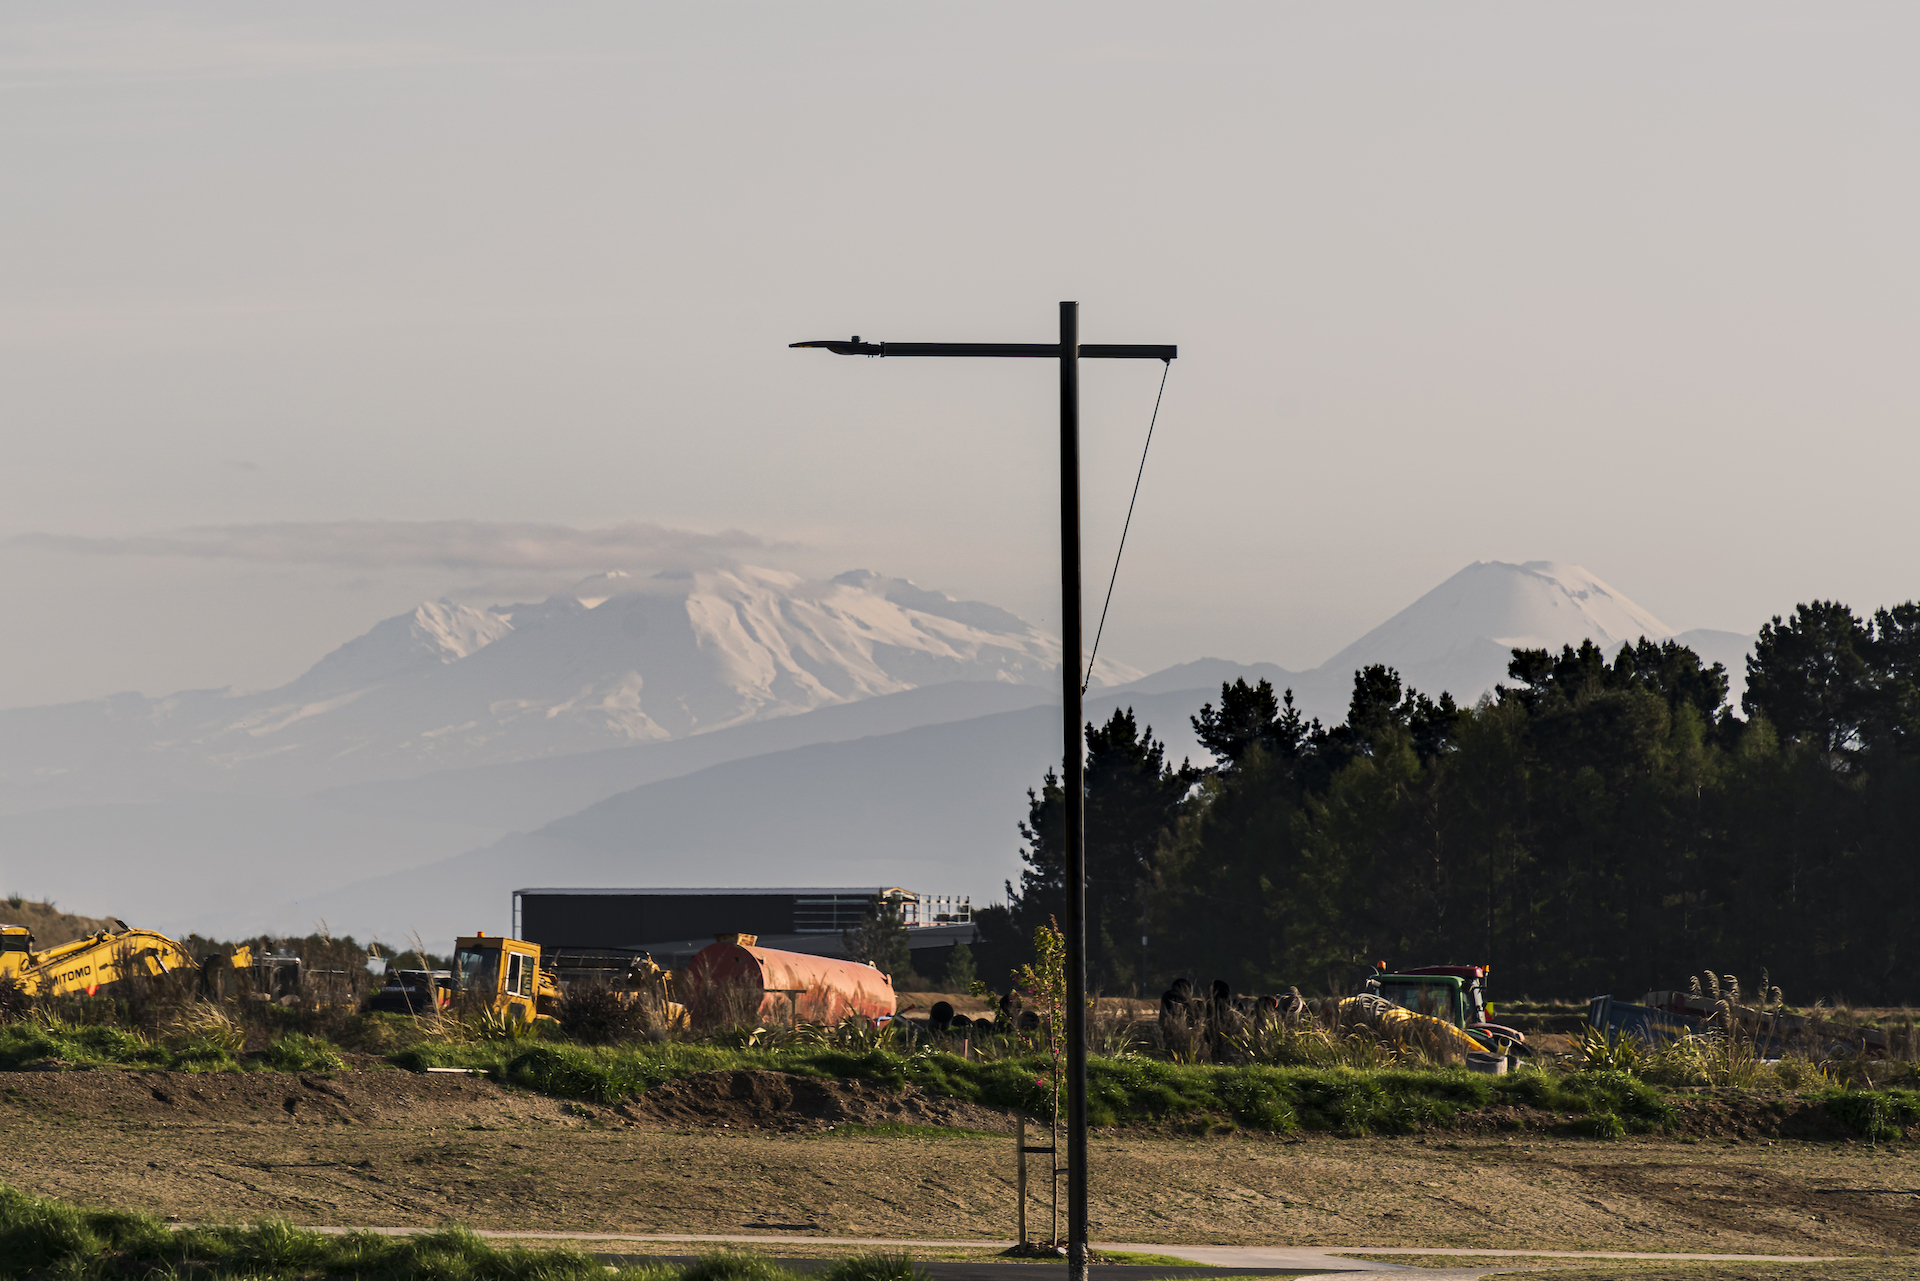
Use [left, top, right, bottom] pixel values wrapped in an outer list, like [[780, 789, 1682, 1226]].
[[1054, 301, 1091, 1277], [792, 306, 1174, 1281]]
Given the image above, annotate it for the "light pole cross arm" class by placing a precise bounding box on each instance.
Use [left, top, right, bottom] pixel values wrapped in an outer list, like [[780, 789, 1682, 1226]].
[[790, 339, 1176, 361]]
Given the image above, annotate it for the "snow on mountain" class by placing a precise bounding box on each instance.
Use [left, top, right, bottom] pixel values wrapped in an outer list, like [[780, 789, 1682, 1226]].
[[1273, 560, 1674, 715], [1117, 563, 1745, 726], [280, 600, 515, 698], [1322, 560, 1674, 677], [0, 565, 1139, 810], [0, 554, 1761, 942]]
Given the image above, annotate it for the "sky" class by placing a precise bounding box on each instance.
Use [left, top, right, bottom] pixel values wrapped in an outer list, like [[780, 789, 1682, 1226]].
[[2, 3, 1916, 710]]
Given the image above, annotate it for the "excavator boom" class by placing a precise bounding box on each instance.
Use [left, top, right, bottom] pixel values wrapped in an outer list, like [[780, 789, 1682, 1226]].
[[0, 925, 203, 999]]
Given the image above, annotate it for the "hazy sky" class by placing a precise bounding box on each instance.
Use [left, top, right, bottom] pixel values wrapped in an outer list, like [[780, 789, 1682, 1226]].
[[3, 3, 1915, 710]]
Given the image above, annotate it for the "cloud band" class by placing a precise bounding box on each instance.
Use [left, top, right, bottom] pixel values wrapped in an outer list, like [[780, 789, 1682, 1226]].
[[10, 520, 776, 571]]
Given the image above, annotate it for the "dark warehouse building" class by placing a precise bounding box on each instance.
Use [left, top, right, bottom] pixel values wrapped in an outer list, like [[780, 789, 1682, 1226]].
[[511, 886, 976, 970]]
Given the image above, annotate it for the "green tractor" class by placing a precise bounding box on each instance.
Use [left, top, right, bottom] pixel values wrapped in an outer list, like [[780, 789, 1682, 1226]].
[[1365, 963, 1529, 1055]]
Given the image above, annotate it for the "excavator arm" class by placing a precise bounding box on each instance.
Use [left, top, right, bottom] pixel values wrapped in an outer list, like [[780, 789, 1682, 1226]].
[[8, 927, 207, 999]]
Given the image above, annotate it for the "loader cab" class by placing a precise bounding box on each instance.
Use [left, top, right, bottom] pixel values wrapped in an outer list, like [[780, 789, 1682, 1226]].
[[453, 934, 544, 1024]]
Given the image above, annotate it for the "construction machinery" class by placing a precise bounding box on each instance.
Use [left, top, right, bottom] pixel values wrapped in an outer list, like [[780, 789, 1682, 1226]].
[[1364, 963, 1529, 1055], [372, 934, 685, 1028], [0, 922, 327, 1005], [222, 946, 306, 1003], [0, 921, 205, 998], [451, 932, 563, 1024], [1593, 989, 1889, 1060], [365, 969, 453, 1015], [615, 952, 689, 1029]]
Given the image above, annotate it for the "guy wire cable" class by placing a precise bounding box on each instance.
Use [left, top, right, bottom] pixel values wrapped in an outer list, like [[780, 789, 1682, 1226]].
[[1084, 358, 1171, 695]]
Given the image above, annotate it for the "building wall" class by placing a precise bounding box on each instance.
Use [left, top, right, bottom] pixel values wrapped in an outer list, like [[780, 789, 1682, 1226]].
[[517, 890, 877, 950]]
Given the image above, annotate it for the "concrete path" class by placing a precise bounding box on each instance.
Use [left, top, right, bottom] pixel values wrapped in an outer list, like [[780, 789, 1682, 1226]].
[[286, 1226, 1853, 1278], [1107, 1242, 1845, 1267]]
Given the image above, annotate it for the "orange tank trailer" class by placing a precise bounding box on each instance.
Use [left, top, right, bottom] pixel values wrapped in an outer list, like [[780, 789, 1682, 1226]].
[[681, 933, 896, 1026]]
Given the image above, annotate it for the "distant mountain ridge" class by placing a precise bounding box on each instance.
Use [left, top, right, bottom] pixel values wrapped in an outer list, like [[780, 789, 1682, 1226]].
[[0, 565, 1140, 813], [0, 557, 1760, 946]]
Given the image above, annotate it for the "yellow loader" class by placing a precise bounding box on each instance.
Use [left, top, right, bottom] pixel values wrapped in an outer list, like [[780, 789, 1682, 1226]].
[[451, 933, 563, 1024]]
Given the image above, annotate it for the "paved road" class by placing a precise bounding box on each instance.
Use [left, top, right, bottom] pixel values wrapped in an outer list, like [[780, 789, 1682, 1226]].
[[287, 1227, 1851, 1279], [589, 1255, 1480, 1279]]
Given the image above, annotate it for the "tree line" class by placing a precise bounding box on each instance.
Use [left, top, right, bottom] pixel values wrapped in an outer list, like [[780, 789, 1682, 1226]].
[[974, 598, 1920, 1007]]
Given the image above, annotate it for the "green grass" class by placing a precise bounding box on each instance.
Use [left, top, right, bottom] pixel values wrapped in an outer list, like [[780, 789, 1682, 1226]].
[[0, 1021, 183, 1071], [250, 1032, 345, 1072], [1096, 1250, 1210, 1266], [0, 1184, 937, 1281], [0, 1020, 344, 1075], [1823, 1086, 1920, 1141]]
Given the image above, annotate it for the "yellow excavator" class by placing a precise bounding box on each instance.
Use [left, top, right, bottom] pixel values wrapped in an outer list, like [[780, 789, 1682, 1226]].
[[0, 920, 311, 1004], [2, 918, 686, 1032], [0, 921, 205, 998]]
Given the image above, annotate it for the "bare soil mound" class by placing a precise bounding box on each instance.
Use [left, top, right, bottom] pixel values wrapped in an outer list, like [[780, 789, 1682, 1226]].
[[3, 1065, 1017, 1136], [615, 1068, 1016, 1134], [0, 1060, 1879, 1149], [3, 1065, 1916, 1254], [1402, 1095, 1862, 1142], [0, 1065, 554, 1129]]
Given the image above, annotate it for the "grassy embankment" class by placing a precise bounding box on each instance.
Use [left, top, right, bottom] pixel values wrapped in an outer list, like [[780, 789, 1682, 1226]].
[[0, 1184, 934, 1281], [0, 1006, 1690, 1135], [10, 975, 1920, 1143], [11, 1007, 1920, 1140], [433, 1038, 1691, 1137]]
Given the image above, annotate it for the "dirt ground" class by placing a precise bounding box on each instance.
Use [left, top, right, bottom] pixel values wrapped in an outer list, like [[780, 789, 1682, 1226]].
[[1339, 1260, 1896, 1281], [2, 1067, 1917, 1263]]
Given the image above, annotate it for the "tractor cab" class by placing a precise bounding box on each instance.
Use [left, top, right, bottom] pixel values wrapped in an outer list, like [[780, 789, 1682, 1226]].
[[452, 933, 556, 1023], [1366, 963, 1528, 1053]]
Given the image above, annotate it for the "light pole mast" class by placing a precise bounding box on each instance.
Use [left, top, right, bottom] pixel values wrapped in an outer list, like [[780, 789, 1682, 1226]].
[[792, 307, 1175, 1281], [1054, 301, 1091, 1274]]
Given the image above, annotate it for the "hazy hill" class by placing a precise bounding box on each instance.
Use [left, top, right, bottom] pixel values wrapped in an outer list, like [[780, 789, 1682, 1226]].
[[0, 681, 1063, 936], [0, 896, 118, 948], [0, 566, 1138, 813], [0, 558, 1756, 947], [224, 686, 1218, 946]]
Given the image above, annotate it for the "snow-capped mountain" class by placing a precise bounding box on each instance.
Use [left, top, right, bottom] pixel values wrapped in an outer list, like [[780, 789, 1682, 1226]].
[[1312, 560, 1682, 708], [1323, 560, 1674, 674], [1116, 560, 1751, 721], [277, 599, 518, 699], [0, 556, 1761, 945], [0, 565, 1140, 810]]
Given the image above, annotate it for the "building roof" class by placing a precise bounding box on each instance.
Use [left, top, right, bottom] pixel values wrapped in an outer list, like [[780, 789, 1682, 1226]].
[[512, 887, 901, 897]]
